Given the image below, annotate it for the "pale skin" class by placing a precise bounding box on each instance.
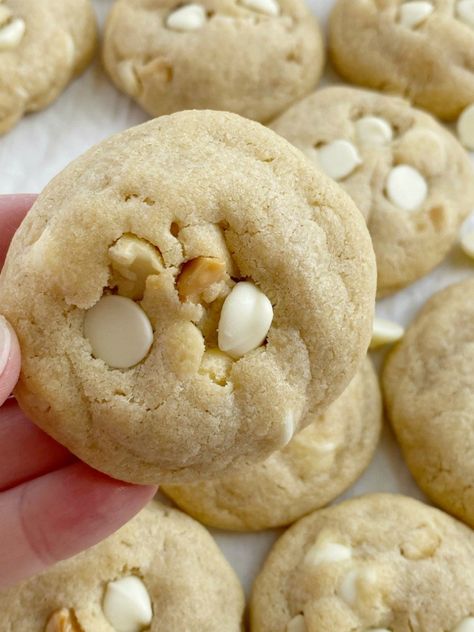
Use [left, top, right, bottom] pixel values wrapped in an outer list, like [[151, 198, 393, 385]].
[[0, 195, 157, 590]]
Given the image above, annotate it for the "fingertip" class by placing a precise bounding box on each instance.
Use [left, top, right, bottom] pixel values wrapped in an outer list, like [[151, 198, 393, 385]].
[[0, 316, 20, 406]]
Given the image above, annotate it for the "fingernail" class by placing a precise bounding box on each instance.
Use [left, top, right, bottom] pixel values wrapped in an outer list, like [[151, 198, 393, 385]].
[[0, 315, 12, 377]]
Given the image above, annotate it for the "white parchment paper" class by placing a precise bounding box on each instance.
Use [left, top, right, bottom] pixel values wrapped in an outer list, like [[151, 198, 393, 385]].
[[1, 0, 473, 597]]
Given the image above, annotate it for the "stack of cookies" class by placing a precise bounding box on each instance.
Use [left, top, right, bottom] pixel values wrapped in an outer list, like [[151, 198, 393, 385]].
[[1, 0, 474, 630]]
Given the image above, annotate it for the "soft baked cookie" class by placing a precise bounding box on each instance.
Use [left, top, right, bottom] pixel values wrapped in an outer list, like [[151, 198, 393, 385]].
[[0, 501, 245, 630], [250, 494, 474, 632], [383, 279, 474, 528], [163, 357, 382, 530], [0, 0, 97, 135], [0, 110, 376, 485], [102, 0, 324, 123], [271, 86, 474, 296], [329, 0, 474, 122]]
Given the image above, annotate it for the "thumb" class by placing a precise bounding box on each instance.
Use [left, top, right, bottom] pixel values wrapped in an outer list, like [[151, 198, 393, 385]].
[[0, 315, 21, 406]]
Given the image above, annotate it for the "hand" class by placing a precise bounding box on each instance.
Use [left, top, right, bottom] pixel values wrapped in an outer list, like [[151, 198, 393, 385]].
[[0, 195, 157, 590]]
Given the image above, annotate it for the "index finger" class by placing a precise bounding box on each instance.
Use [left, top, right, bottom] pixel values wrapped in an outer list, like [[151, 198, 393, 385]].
[[0, 194, 37, 267]]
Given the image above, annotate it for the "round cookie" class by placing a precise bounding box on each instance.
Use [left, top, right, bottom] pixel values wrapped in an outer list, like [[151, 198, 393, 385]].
[[383, 278, 474, 528], [270, 86, 474, 297], [0, 110, 376, 485], [163, 357, 382, 530], [0, 0, 97, 135], [0, 502, 245, 631], [102, 0, 324, 124], [329, 0, 474, 122], [250, 494, 474, 632]]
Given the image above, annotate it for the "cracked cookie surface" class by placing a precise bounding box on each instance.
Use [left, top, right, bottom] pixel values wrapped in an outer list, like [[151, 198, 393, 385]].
[[102, 0, 324, 123], [383, 279, 474, 528], [250, 494, 474, 632], [0, 502, 245, 631], [0, 0, 97, 135], [0, 110, 376, 484]]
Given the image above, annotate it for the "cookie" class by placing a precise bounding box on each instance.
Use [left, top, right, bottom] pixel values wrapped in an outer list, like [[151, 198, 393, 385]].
[[163, 357, 382, 530], [250, 494, 474, 632], [0, 110, 376, 485], [383, 279, 474, 528], [0, 501, 245, 631], [270, 86, 474, 297], [102, 0, 324, 123], [329, 0, 474, 122], [0, 0, 97, 135]]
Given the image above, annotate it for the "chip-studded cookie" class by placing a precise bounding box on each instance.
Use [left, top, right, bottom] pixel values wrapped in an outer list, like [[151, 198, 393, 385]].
[[383, 278, 474, 528], [0, 110, 376, 485], [103, 0, 324, 123], [329, 0, 474, 122], [164, 357, 381, 530], [270, 86, 474, 297], [0, 0, 97, 135], [251, 494, 474, 632], [0, 502, 245, 631]]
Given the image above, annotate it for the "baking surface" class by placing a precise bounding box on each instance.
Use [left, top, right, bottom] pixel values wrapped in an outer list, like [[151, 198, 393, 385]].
[[1, 0, 473, 597]]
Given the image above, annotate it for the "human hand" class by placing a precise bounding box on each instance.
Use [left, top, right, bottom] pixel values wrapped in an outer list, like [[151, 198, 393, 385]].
[[0, 195, 157, 590]]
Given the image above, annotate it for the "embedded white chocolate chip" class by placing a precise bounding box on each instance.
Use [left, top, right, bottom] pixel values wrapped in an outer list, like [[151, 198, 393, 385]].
[[355, 116, 393, 146], [166, 4, 206, 31], [286, 614, 306, 632], [370, 317, 404, 349], [339, 568, 377, 606], [457, 104, 474, 150], [109, 234, 163, 300], [457, 0, 474, 28], [453, 618, 474, 632], [218, 281, 273, 359], [461, 231, 474, 259], [0, 17, 25, 50], [177, 256, 226, 302], [279, 410, 296, 447], [103, 576, 153, 632], [84, 295, 153, 369], [317, 140, 362, 181], [399, 1, 433, 28], [386, 164, 427, 211], [241, 0, 280, 16], [304, 541, 352, 567]]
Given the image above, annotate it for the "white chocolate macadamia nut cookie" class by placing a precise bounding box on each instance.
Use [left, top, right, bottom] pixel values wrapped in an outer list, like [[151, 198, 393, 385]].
[[0, 0, 97, 135], [0, 502, 245, 631], [163, 358, 382, 530], [102, 0, 324, 123], [383, 278, 474, 528], [250, 494, 474, 632], [0, 110, 376, 485], [271, 87, 474, 296], [329, 0, 474, 122]]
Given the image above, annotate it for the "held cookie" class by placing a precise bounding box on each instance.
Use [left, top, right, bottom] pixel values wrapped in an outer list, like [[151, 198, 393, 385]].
[[250, 494, 474, 632], [103, 0, 324, 123], [270, 86, 474, 297], [383, 279, 474, 528], [329, 0, 474, 122], [0, 0, 97, 135], [163, 357, 382, 531], [0, 502, 245, 631], [0, 110, 376, 485]]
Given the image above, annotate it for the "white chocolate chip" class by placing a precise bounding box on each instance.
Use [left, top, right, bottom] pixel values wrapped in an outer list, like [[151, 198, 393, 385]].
[[399, 1, 433, 28], [457, 0, 474, 28], [166, 4, 206, 31], [355, 116, 393, 146], [84, 295, 153, 369], [317, 140, 362, 181], [241, 0, 280, 16], [457, 104, 474, 150], [339, 568, 377, 607], [370, 317, 404, 349], [461, 230, 474, 259], [386, 164, 428, 211], [109, 234, 163, 300], [102, 576, 153, 632], [279, 410, 296, 447], [0, 17, 25, 50], [452, 618, 474, 632], [217, 281, 273, 359], [286, 615, 306, 632], [304, 541, 352, 567]]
